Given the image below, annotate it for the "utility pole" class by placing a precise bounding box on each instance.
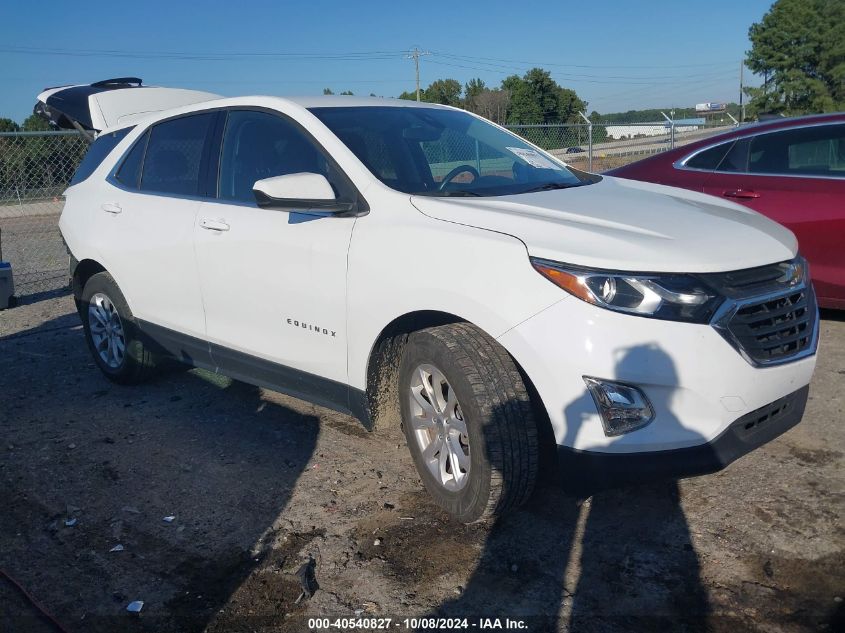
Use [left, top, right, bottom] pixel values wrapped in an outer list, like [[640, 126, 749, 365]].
[[406, 47, 431, 101], [739, 60, 745, 123]]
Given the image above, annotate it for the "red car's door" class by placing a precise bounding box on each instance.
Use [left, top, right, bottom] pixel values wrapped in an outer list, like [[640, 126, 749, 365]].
[[701, 124, 845, 308]]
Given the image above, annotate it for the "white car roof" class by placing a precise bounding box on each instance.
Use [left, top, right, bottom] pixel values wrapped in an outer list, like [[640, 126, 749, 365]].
[[277, 95, 452, 109]]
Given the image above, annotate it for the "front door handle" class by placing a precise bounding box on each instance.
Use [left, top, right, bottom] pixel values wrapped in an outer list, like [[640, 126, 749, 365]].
[[101, 202, 122, 214], [200, 218, 230, 232], [722, 189, 761, 199]]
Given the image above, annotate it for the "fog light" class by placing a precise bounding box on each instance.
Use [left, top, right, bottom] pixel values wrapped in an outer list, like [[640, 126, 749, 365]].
[[583, 377, 655, 437]]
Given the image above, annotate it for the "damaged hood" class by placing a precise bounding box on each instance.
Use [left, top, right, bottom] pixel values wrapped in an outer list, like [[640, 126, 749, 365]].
[[411, 176, 797, 273]]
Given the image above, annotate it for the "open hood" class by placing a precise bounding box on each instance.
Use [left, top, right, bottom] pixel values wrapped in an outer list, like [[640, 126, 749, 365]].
[[411, 176, 797, 274], [34, 78, 220, 134]]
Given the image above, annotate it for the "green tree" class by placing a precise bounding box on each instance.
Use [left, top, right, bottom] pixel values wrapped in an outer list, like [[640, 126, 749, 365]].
[[745, 0, 845, 116], [422, 79, 463, 106], [22, 114, 51, 131], [340, 90, 354, 95], [398, 90, 417, 101], [0, 118, 20, 133], [323, 88, 334, 95], [501, 68, 586, 125], [464, 77, 487, 110]]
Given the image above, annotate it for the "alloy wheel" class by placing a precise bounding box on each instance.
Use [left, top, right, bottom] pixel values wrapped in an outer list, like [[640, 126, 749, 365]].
[[408, 363, 471, 491], [88, 292, 126, 369]]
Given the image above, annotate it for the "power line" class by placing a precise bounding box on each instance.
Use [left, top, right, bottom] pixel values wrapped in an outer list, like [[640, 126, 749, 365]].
[[427, 59, 736, 85], [431, 51, 739, 70], [0, 41, 743, 110]]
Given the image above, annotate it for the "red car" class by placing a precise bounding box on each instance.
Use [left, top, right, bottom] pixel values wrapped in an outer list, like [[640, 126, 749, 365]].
[[609, 113, 845, 309]]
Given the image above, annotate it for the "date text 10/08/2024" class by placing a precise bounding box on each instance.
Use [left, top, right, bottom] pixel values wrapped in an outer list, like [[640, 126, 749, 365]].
[[308, 618, 529, 630]]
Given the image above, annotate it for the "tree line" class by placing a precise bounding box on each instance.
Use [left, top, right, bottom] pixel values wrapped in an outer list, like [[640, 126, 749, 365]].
[[396, 68, 587, 126], [323, 68, 588, 127]]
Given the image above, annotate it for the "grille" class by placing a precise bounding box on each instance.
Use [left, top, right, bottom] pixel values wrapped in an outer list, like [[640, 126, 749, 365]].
[[725, 288, 816, 364]]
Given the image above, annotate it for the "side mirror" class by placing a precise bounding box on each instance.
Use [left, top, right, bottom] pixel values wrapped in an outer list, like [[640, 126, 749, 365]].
[[252, 173, 356, 215]]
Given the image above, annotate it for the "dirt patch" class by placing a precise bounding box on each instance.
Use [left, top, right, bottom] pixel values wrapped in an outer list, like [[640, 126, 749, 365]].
[[352, 493, 487, 585], [788, 446, 843, 467], [184, 531, 325, 633]]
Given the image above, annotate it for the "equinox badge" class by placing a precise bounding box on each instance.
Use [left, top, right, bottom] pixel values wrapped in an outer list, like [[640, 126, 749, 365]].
[[286, 318, 337, 338]]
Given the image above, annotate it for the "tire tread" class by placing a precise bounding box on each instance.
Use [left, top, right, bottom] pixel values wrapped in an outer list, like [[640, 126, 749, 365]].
[[414, 322, 539, 521]]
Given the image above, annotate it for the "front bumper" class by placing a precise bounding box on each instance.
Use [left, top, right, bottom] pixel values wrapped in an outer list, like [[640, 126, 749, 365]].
[[497, 294, 817, 454], [557, 385, 808, 487]]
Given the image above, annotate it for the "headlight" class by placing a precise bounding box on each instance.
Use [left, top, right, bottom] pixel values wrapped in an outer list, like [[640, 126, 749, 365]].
[[531, 258, 723, 323]]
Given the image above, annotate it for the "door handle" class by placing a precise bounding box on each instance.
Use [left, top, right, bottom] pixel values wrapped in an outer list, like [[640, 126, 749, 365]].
[[200, 218, 230, 232], [101, 202, 122, 214], [722, 189, 761, 199]]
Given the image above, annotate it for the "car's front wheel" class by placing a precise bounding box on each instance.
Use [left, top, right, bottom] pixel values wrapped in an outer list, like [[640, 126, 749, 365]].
[[399, 323, 539, 523], [80, 271, 157, 384]]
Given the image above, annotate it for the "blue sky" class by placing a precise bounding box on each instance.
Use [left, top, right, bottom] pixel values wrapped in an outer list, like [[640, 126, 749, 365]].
[[0, 0, 773, 123]]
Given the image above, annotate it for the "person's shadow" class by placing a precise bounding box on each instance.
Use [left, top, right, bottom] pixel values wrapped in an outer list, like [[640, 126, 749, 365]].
[[433, 343, 712, 632]]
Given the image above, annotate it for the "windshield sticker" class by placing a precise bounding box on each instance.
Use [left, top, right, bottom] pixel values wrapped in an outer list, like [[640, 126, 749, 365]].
[[506, 147, 563, 170]]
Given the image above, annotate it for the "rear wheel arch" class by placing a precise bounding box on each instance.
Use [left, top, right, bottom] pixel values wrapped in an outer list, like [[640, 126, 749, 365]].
[[72, 259, 107, 308]]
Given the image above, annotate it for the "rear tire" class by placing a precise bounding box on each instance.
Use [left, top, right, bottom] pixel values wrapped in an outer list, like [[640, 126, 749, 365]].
[[80, 271, 157, 384], [399, 322, 539, 523]]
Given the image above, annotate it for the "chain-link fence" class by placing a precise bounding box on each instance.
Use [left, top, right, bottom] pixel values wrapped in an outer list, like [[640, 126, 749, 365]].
[[0, 131, 88, 299], [0, 122, 734, 303], [509, 121, 735, 172]]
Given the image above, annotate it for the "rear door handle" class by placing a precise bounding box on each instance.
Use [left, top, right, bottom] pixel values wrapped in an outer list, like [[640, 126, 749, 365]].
[[101, 202, 122, 214], [200, 218, 230, 232], [722, 189, 761, 199]]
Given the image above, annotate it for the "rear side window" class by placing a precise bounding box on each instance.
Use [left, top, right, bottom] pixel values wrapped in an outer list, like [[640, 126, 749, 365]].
[[70, 127, 132, 185], [684, 141, 735, 170], [749, 124, 845, 177], [114, 130, 148, 188], [140, 113, 214, 196]]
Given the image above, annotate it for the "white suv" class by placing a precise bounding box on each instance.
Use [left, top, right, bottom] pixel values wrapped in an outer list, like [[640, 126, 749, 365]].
[[40, 80, 818, 522]]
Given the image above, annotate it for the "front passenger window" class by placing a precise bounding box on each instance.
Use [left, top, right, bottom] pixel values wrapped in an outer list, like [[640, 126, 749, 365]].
[[218, 110, 332, 203]]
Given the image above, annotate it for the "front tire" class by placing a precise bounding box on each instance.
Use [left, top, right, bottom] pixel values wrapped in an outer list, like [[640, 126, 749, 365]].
[[399, 323, 539, 523], [80, 272, 157, 384]]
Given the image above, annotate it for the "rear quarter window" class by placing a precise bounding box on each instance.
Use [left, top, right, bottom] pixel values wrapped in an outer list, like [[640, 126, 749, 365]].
[[114, 130, 149, 189], [69, 127, 132, 185], [683, 141, 735, 170]]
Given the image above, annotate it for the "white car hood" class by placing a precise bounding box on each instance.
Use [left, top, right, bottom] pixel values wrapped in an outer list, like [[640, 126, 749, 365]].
[[410, 176, 797, 273]]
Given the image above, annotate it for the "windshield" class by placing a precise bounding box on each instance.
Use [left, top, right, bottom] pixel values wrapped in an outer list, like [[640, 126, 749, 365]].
[[309, 106, 594, 197]]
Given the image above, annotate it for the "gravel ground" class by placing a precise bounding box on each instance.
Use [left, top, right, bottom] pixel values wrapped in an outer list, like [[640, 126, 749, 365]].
[[1, 293, 843, 633]]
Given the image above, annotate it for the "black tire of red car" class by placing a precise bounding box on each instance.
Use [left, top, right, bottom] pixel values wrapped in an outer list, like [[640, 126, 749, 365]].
[[81, 271, 158, 384], [399, 322, 539, 523]]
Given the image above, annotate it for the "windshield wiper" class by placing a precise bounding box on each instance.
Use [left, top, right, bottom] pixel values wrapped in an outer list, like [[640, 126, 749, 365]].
[[518, 182, 581, 194], [422, 190, 482, 197]]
